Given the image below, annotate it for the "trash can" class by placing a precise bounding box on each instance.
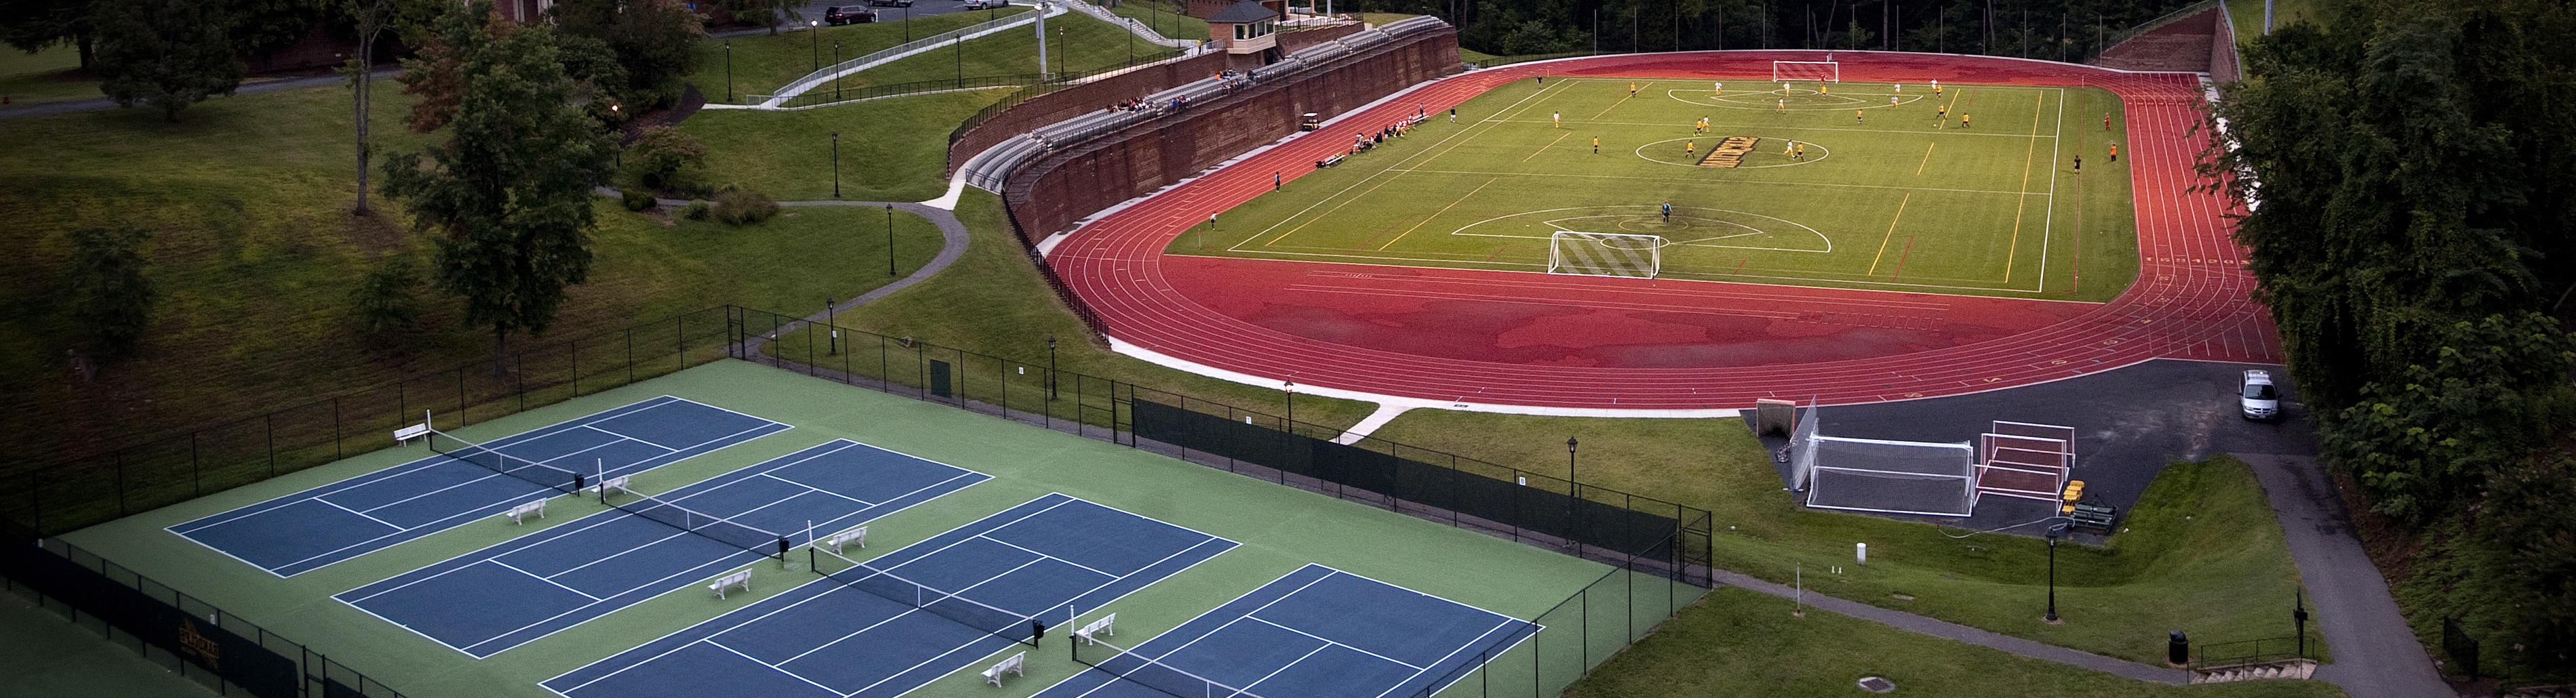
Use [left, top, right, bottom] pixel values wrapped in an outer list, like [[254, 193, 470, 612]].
[[2167, 631, 2190, 665]]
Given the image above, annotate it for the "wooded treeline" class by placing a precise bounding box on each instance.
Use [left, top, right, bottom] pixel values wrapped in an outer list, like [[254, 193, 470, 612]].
[[2208, 0, 2575, 681], [1338, 0, 2208, 61]]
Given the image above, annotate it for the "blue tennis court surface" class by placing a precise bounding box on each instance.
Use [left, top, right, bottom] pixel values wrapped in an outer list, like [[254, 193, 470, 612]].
[[169, 396, 787, 577], [542, 493, 1237, 698], [1037, 564, 1539, 698], [336, 439, 987, 658]]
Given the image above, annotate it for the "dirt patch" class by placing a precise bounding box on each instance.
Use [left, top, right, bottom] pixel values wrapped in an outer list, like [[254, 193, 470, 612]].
[[2331, 466, 2426, 583]]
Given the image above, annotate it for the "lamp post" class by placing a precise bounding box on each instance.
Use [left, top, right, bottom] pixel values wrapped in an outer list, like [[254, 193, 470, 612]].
[[724, 40, 733, 103], [2293, 591, 2309, 659], [1046, 335, 1058, 400], [810, 20, 821, 71], [903, 3, 911, 42], [826, 297, 837, 355], [2044, 534, 2061, 623], [1282, 380, 1294, 428], [885, 205, 896, 276], [1568, 436, 1581, 549], [831, 131, 840, 198], [832, 41, 841, 102]]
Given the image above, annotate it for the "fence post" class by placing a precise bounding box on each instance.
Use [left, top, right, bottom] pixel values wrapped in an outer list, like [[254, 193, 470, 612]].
[[113, 451, 127, 516], [626, 327, 635, 384], [190, 432, 201, 497], [332, 396, 342, 460], [572, 337, 580, 396], [266, 413, 277, 477], [516, 352, 526, 412]]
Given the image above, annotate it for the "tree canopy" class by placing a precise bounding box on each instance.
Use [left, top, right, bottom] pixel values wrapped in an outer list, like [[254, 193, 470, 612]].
[[92, 0, 246, 120]]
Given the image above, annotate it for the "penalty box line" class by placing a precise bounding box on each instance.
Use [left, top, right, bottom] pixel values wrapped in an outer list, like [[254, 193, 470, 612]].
[[1239, 77, 1577, 252]]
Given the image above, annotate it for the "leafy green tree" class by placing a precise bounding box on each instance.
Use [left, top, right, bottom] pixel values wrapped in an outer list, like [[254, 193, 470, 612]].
[[229, 0, 332, 57], [0, 0, 95, 67], [2321, 313, 2575, 523], [621, 125, 709, 194], [64, 224, 155, 358], [349, 253, 424, 335], [553, 0, 702, 110], [91, 0, 245, 121], [2482, 451, 2576, 666], [380, 3, 616, 376]]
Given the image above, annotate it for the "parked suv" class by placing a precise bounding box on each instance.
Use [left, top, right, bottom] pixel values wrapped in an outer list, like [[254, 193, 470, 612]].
[[867, 0, 913, 7], [2239, 369, 2280, 420], [823, 5, 877, 23], [962, 0, 1008, 8]]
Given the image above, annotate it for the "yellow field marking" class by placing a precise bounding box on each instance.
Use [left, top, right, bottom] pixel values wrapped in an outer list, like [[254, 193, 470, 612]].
[[1377, 177, 1499, 251], [1520, 131, 1574, 163], [1915, 142, 1936, 176], [1939, 87, 1967, 129], [1591, 82, 1644, 119], [1866, 192, 1915, 276], [2003, 90, 2045, 282]]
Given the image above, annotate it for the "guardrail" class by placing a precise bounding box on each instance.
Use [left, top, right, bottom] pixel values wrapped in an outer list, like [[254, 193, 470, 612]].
[[2190, 633, 2320, 670], [756, 73, 1042, 110], [765, 5, 1058, 106]]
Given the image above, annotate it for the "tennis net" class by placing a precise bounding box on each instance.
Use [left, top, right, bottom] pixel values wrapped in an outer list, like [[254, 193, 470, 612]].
[[427, 429, 582, 495], [1071, 634, 1276, 698], [605, 489, 786, 560], [809, 546, 1045, 648]]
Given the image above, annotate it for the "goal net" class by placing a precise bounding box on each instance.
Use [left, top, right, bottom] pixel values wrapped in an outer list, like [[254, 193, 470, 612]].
[[1547, 231, 1663, 279], [1790, 411, 1977, 517], [1975, 421, 2075, 502], [1772, 60, 1840, 83]]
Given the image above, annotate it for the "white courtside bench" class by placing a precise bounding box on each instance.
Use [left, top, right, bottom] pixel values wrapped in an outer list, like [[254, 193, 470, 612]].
[[981, 651, 1025, 687], [393, 423, 429, 445], [824, 527, 867, 554], [504, 499, 545, 525], [1073, 614, 1115, 644], [593, 474, 631, 499], [708, 569, 751, 599]]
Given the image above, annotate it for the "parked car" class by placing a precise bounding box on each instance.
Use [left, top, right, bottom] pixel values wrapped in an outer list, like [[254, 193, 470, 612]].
[[867, 0, 913, 7], [2239, 369, 2280, 420], [962, 0, 1008, 8], [823, 5, 877, 23]]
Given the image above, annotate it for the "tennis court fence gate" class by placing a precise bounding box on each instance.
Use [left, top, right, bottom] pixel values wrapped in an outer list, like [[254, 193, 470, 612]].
[[7, 304, 1713, 698]]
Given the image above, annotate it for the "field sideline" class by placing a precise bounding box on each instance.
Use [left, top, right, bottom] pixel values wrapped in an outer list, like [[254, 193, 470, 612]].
[[1179, 75, 2141, 302]]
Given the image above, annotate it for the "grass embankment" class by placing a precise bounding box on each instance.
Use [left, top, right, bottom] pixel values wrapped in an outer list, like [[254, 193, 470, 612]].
[[687, 7, 1029, 102], [1368, 411, 2318, 666], [0, 81, 945, 464], [1104, 0, 1210, 43], [683, 88, 1006, 201], [0, 45, 96, 108], [1569, 587, 2345, 698], [2224, 0, 2320, 43], [829, 190, 1379, 432], [812, 12, 1164, 96]]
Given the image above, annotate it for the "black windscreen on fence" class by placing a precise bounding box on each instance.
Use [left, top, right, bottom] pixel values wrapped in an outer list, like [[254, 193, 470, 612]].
[[3, 537, 298, 698], [1132, 400, 1681, 560]]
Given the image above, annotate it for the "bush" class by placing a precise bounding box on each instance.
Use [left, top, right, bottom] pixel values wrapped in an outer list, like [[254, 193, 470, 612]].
[[683, 199, 711, 220], [66, 224, 157, 358], [622, 125, 710, 195], [711, 187, 779, 226], [350, 254, 424, 335], [622, 188, 658, 211]]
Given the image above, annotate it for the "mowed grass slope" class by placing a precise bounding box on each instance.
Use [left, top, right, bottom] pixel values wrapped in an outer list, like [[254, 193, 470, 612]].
[[1370, 411, 2316, 666], [686, 7, 1029, 102], [813, 11, 1165, 96], [683, 88, 1007, 201], [0, 46, 97, 108], [1193, 76, 2139, 302]]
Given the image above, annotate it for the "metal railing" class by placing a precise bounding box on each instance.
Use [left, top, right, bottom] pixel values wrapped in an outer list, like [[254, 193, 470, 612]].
[[758, 73, 1041, 110], [2190, 633, 2321, 670], [765, 5, 1057, 105]]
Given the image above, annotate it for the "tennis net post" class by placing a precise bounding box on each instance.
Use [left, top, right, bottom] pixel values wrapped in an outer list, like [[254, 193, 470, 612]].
[[599, 486, 787, 560], [809, 546, 1048, 649], [426, 428, 583, 495], [1070, 634, 1275, 698]]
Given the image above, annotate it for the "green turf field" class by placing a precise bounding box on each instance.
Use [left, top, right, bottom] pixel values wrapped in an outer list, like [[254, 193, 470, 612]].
[[1188, 77, 2141, 302], [55, 360, 1661, 698]]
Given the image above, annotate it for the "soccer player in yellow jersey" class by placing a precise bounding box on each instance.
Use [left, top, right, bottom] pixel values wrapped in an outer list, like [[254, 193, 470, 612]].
[[1686, 140, 1696, 159], [1960, 113, 1970, 129], [1819, 83, 1829, 96], [1777, 98, 1786, 113], [1937, 104, 1948, 126], [1932, 79, 1942, 95], [1857, 108, 1865, 124], [1628, 82, 1638, 97], [1593, 136, 1600, 155]]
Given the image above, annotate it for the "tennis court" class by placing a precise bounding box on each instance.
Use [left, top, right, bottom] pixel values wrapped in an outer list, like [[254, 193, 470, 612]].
[[336, 439, 988, 658], [542, 493, 1237, 698], [1044, 564, 1538, 698], [168, 396, 787, 577]]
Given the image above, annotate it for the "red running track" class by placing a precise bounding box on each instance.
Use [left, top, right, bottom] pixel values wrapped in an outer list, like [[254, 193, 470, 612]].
[[1046, 51, 2280, 409]]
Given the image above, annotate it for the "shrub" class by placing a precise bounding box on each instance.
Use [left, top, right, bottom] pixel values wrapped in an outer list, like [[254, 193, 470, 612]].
[[350, 254, 424, 335], [711, 187, 778, 226], [622, 125, 710, 195], [683, 199, 711, 220], [66, 224, 157, 358], [622, 188, 658, 211]]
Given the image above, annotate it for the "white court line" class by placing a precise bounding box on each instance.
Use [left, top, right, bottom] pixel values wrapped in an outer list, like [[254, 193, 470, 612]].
[[582, 424, 681, 453], [1047, 570, 1344, 698], [760, 474, 877, 506], [977, 535, 1117, 579], [782, 554, 1053, 671], [705, 639, 848, 697], [494, 560, 606, 601], [1366, 617, 1516, 698], [538, 530, 694, 580], [1240, 644, 1334, 695], [312, 498, 406, 531], [355, 435, 639, 514], [1372, 617, 1532, 698], [1243, 615, 1426, 670]]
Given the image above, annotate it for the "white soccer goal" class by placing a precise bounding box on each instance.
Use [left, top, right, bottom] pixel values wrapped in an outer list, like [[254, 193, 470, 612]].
[[1547, 230, 1663, 279], [1772, 60, 1841, 83], [1799, 436, 1979, 517]]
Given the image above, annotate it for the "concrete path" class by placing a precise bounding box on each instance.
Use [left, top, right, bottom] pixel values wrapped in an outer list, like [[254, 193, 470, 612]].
[[1713, 569, 2194, 684], [2241, 453, 2454, 698]]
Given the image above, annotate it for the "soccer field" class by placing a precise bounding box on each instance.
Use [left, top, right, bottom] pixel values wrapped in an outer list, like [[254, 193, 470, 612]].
[[1182, 76, 2142, 301]]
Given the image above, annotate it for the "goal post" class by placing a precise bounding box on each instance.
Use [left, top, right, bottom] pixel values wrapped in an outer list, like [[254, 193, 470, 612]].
[[1772, 60, 1840, 83], [1547, 231, 1663, 279]]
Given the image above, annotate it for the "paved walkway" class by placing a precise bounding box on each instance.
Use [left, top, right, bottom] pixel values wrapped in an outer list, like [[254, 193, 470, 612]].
[[1712, 569, 2193, 684], [2241, 453, 2453, 698]]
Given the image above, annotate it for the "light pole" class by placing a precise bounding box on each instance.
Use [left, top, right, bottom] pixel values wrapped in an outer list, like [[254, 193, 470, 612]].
[[826, 297, 837, 355], [903, 4, 911, 42], [885, 205, 896, 276], [2293, 591, 2309, 659], [810, 20, 820, 70], [832, 41, 841, 101], [2044, 534, 2061, 623], [724, 40, 734, 103], [1568, 436, 1581, 548], [1046, 335, 1058, 400], [1283, 380, 1294, 428], [831, 131, 840, 198], [1566, 436, 1579, 489]]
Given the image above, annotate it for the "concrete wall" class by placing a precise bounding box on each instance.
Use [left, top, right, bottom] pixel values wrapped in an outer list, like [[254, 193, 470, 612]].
[[1003, 25, 1459, 238], [1273, 21, 1362, 55], [947, 51, 1230, 174], [2090, 6, 2219, 74]]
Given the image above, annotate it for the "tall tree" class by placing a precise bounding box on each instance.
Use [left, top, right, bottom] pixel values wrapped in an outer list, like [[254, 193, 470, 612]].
[[553, 0, 702, 110], [379, 4, 616, 377], [91, 0, 245, 121], [0, 0, 94, 67]]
